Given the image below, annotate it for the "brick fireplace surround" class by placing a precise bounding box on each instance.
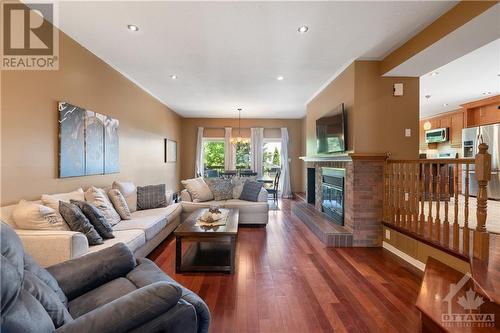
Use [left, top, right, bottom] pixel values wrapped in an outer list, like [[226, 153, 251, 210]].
[[299, 154, 387, 247]]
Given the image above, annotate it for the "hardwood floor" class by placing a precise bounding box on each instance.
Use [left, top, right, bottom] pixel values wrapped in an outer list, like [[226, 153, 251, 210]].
[[149, 199, 423, 333]]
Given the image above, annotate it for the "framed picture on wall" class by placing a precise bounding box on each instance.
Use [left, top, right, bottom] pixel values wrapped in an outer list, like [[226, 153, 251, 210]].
[[165, 139, 177, 163], [58, 101, 119, 178]]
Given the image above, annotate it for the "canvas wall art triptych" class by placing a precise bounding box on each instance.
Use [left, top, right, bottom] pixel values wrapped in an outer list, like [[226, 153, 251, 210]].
[[58, 101, 119, 178]]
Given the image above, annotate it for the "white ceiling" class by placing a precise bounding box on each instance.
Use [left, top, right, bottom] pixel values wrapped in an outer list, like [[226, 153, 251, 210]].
[[420, 38, 500, 119], [55, 1, 456, 118]]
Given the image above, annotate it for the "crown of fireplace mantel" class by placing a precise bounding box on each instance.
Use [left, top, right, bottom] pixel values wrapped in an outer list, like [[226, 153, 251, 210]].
[[300, 152, 389, 163]]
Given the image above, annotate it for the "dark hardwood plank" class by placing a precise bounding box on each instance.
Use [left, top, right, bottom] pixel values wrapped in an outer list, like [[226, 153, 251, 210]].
[[416, 257, 499, 332], [149, 199, 424, 333]]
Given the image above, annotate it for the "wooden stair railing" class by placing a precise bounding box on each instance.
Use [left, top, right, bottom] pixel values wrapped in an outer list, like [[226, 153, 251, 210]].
[[382, 144, 492, 262]]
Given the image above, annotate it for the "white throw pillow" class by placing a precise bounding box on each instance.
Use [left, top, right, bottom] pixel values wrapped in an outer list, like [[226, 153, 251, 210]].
[[107, 189, 131, 220], [41, 188, 85, 211], [112, 181, 137, 213], [85, 187, 121, 226], [12, 200, 69, 230], [181, 178, 214, 202]]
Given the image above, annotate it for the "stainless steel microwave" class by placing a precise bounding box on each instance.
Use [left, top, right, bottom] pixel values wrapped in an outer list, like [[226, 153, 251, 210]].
[[425, 128, 448, 143]]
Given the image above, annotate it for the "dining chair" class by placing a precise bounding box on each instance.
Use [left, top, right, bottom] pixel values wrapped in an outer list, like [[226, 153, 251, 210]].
[[240, 170, 257, 177], [205, 169, 219, 178], [220, 170, 237, 179], [266, 169, 281, 204]]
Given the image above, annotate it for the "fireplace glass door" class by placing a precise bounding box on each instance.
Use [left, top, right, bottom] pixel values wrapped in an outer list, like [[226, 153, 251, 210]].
[[321, 168, 345, 225]]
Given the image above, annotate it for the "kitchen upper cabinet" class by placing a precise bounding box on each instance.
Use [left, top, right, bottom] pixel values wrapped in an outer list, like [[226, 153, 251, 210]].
[[438, 115, 451, 129], [429, 118, 440, 130], [450, 112, 464, 147], [462, 95, 500, 127]]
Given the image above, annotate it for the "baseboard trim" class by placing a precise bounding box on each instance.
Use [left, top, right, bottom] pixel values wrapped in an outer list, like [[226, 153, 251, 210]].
[[382, 241, 426, 271]]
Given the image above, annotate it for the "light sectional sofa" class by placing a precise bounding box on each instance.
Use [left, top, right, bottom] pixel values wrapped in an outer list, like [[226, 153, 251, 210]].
[[0, 186, 269, 267], [0, 199, 182, 267]]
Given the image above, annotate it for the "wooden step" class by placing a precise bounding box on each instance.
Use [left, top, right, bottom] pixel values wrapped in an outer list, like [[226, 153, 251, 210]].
[[292, 201, 353, 247], [416, 257, 499, 332], [382, 221, 471, 262], [472, 233, 500, 305]]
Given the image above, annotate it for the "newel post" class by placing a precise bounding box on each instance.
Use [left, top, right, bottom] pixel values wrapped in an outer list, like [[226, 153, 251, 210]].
[[473, 143, 490, 261]]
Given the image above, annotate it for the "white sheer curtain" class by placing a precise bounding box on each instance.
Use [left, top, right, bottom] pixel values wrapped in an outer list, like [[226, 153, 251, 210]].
[[250, 128, 264, 177], [195, 127, 204, 177], [280, 127, 292, 198], [224, 127, 235, 170]]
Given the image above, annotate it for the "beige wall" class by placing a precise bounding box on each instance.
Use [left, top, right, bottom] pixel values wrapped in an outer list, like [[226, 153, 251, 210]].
[[180, 118, 305, 193], [305, 61, 419, 159], [353, 61, 419, 159], [306, 63, 355, 156], [1, 30, 182, 206]]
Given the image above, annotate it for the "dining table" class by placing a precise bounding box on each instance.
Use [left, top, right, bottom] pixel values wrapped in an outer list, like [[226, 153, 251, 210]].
[[257, 176, 274, 184]]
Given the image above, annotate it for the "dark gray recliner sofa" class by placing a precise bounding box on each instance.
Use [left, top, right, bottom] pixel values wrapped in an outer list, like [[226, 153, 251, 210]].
[[0, 222, 210, 333]]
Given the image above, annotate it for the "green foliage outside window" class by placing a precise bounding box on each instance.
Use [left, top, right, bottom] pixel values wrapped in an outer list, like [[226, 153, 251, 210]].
[[203, 141, 224, 170], [272, 147, 280, 167], [235, 142, 251, 170]]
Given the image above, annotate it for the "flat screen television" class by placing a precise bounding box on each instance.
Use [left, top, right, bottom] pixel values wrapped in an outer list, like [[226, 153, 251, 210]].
[[316, 103, 346, 154]]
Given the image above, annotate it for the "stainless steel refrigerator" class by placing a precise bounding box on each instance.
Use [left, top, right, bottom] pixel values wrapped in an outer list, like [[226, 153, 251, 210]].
[[462, 123, 500, 200]]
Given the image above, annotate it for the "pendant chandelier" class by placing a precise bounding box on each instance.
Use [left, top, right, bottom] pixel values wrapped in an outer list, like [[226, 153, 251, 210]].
[[230, 108, 249, 144]]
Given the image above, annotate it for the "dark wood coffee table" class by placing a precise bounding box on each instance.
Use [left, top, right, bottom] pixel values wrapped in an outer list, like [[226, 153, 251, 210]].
[[174, 208, 238, 273]]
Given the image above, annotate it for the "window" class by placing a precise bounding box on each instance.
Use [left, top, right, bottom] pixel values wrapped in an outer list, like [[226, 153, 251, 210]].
[[235, 141, 251, 170], [203, 139, 224, 172], [263, 140, 281, 177]]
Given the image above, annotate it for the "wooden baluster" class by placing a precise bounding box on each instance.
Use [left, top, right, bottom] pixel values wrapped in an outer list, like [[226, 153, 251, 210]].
[[463, 163, 470, 256], [412, 163, 418, 232], [453, 162, 459, 250], [392, 163, 398, 224], [403, 163, 408, 229], [443, 164, 450, 247], [474, 143, 491, 260], [384, 163, 389, 222], [419, 163, 425, 235], [397, 163, 402, 227], [428, 163, 434, 240], [435, 164, 441, 242]]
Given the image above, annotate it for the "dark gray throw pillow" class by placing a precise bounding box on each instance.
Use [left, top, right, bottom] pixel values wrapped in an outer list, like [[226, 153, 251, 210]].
[[70, 200, 114, 239], [137, 184, 167, 210], [239, 181, 263, 202], [59, 201, 103, 245]]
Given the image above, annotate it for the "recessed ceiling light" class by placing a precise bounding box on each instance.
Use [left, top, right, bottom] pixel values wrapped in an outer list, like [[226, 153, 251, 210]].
[[170, 75, 178, 80], [430, 71, 439, 76], [276, 76, 284, 81], [297, 26, 309, 33], [443, 103, 448, 106], [127, 24, 139, 32], [482, 91, 492, 95]]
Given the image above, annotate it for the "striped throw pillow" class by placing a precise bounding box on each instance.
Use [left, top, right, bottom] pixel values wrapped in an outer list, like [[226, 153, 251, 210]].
[[137, 184, 167, 210]]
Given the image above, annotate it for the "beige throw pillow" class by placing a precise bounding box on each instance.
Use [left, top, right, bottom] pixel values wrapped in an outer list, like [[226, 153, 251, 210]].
[[84, 187, 121, 226], [12, 200, 69, 230], [112, 181, 137, 213], [181, 177, 214, 202], [107, 189, 131, 220], [41, 188, 85, 211]]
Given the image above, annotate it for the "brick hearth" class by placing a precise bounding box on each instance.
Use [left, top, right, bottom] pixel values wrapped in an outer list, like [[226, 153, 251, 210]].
[[300, 154, 386, 247]]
